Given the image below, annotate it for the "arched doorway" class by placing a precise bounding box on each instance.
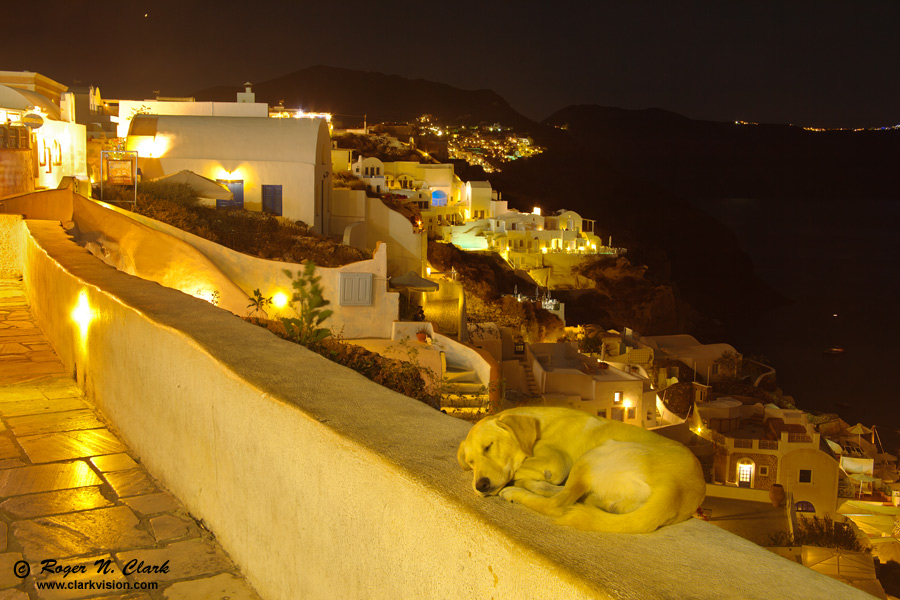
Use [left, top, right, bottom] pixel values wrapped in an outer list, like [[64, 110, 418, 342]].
[[737, 459, 755, 488]]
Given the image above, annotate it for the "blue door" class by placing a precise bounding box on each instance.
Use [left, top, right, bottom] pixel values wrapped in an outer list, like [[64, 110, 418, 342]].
[[262, 185, 283, 216], [216, 180, 244, 209]]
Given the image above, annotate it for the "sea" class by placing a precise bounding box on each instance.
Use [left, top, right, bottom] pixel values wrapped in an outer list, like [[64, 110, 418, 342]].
[[692, 197, 900, 455]]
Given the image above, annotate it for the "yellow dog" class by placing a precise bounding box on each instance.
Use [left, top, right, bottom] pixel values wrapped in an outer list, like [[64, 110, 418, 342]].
[[457, 407, 705, 533]]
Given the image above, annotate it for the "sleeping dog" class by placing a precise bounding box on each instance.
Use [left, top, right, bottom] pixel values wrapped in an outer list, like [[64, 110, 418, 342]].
[[457, 407, 706, 533]]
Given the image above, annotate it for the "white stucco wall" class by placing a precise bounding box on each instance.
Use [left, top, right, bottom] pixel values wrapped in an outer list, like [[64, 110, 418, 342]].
[[364, 197, 426, 277], [10, 219, 875, 600], [781, 449, 840, 516], [2, 188, 396, 338], [0, 213, 24, 277], [94, 198, 398, 339], [116, 99, 269, 138], [33, 118, 88, 190], [127, 115, 331, 231]]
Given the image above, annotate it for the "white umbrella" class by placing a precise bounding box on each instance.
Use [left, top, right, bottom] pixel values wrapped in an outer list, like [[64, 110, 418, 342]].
[[151, 170, 233, 201], [846, 423, 873, 448], [848, 473, 879, 498]]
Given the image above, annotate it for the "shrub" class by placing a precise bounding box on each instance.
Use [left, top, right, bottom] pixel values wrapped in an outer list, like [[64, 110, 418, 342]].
[[767, 515, 868, 553], [280, 262, 333, 348]]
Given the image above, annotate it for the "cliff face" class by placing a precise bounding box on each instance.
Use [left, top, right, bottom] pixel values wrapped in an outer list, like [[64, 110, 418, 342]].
[[534, 270, 684, 336]]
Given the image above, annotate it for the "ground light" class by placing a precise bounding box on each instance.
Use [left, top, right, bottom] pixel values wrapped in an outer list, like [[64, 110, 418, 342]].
[[71, 289, 93, 337], [272, 292, 288, 310]]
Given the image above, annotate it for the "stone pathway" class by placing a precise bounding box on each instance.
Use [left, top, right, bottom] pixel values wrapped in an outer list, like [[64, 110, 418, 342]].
[[0, 279, 263, 600]]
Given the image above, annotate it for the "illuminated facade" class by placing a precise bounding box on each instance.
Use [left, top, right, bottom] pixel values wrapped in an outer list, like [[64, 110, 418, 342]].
[[696, 400, 840, 517], [126, 115, 332, 232], [0, 75, 88, 195]]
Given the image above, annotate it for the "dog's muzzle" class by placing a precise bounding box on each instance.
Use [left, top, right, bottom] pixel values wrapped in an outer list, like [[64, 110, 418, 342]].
[[475, 477, 493, 494]]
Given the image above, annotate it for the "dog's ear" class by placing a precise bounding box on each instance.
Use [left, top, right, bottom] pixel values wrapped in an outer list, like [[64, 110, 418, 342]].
[[457, 441, 471, 470], [497, 415, 539, 456]]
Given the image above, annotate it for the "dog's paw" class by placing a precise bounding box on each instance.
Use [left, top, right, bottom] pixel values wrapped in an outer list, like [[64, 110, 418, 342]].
[[499, 487, 522, 502]]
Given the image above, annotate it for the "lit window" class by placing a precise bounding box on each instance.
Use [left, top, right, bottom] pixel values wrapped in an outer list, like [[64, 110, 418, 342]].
[[613, 391, 623, 404], [738, 463, 753, 484]]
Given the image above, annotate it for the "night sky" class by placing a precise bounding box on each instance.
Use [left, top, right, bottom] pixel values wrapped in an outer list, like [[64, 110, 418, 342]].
[[7, 0, 899, 127]]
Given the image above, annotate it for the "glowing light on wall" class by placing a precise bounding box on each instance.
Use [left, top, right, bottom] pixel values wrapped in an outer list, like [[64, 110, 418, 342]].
[[215, 167, 243, 181], [131, 135, 170, 158], [272, 292, 288, 309], [71, 289, 94, 337], [533, 207, 541, 216]]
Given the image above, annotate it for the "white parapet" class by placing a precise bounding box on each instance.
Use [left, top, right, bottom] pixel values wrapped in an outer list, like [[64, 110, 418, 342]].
[[14, 219, 874, 600]]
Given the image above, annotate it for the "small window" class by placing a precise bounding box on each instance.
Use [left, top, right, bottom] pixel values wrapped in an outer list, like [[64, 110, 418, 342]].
[[262, 185, 283, 216], [627, 407, 636, 420], [339, 273, 373, 306], [613, 391, 623, 404], [759, 466, 769, 477], [799, 469, 812, 483]]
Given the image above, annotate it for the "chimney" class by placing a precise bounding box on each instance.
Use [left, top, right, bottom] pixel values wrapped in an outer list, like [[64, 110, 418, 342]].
[[237, 82, 255, 103]]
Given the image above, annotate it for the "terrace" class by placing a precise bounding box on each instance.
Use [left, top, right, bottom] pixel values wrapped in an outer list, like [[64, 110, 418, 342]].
[[0, 192, 874, 599]]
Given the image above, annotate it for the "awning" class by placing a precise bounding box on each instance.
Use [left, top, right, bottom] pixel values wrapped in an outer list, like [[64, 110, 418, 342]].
[[389, 272, 439, 292], [150, 170, 233, 201]]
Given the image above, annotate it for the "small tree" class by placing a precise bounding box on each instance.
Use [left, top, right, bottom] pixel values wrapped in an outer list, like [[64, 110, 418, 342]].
[[767, 515, 868, 553], [713, 350, 742, 381], [247, 289, 272, 321], [281, 262, 333, 347]]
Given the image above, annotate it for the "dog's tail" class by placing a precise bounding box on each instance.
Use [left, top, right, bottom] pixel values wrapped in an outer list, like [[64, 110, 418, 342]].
[[555, 483, 701, 534]]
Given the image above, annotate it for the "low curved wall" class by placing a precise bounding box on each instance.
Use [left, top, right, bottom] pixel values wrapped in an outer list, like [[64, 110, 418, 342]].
[[17, 220, 872, 600], [1, 187, 399, 338], [96, 200, 399, 339]]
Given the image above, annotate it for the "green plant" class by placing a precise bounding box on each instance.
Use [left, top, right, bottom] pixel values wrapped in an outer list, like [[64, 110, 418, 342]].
[[247, 289, 272, 320], [713, 350, 742, 381], [767, 515, 868, 553], [280, 262, 333, 347]]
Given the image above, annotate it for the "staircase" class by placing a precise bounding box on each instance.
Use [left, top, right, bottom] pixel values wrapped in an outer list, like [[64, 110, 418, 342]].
[[520, 357, 542, 400]]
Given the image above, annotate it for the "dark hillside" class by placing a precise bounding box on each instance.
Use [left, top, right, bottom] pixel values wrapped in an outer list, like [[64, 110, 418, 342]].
[[194, 65, 533, 128], [490, 135, 785, 338]]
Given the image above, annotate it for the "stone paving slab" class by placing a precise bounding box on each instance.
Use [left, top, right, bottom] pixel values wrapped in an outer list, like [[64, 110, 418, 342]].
[[18, 429, 128, 463], [0, 487, 113, 519], [6, 409, 104, 436], [0, 280, 263, 599]]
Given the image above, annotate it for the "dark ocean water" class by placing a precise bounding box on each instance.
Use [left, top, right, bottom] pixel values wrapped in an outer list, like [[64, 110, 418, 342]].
[[693, 197, 900, 454]]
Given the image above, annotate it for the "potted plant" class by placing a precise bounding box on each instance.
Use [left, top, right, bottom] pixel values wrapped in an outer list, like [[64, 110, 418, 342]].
[[416, 327, 430, 343]]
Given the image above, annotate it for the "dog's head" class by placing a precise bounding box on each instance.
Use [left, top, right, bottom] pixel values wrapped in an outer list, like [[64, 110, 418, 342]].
[[457, 413, 539, 495]]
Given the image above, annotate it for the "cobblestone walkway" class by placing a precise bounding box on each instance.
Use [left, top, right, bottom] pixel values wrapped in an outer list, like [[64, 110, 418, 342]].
[[0, 279, 262, 600]]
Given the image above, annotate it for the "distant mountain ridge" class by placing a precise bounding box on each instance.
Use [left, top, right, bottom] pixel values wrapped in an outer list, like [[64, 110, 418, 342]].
[[193, 65, 534, 128]]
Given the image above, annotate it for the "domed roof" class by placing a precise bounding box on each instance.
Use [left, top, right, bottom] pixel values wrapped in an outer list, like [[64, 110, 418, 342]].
[[0, 85, 60, 120]]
